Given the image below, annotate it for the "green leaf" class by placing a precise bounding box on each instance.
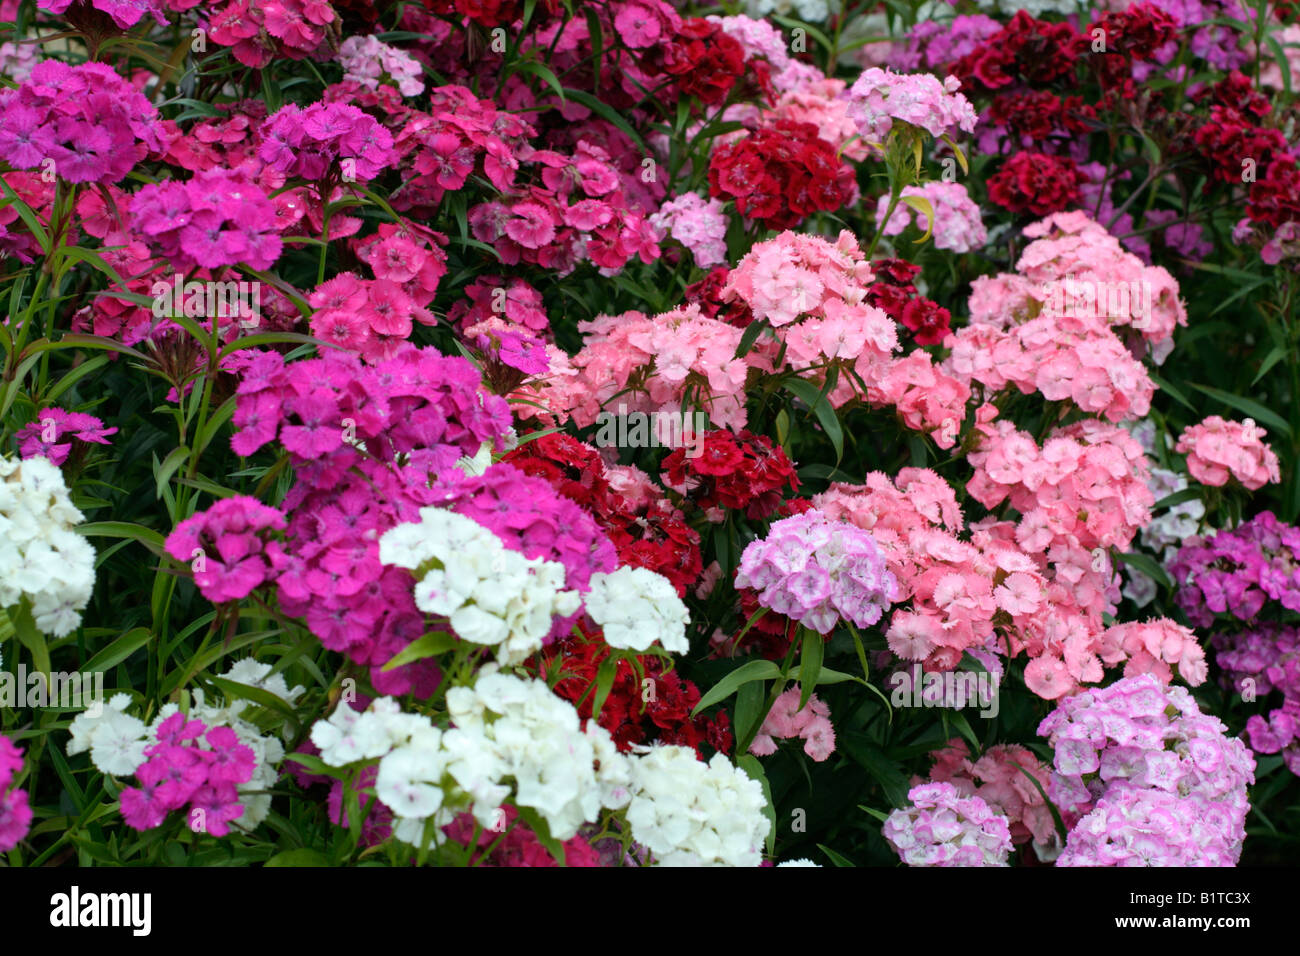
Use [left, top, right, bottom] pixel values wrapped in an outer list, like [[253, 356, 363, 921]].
[[381, 631, 456, 672], [733, 679, 766, 750], [77, 521, 167, 556], [560, 89, 650, 155], [154, 445, 191, 498], [898, 193, 935, 243], [783, 376, 844, 462], [10, 601, 51, 676], [265, 848, 331, 867], [1011, 762, 1068, 843], [592, 654, 618, 721], [1185, 382, 1293, 438], [1251, 346, 1288, 386], [514, 805, 566, 865], [691, 659, 782, 716], [514, 61, 566, 105], [1149, 373, 1196, 413], [840, 733, 910, 808], [735, 318, 769, 357], [1116, 551, 1173, 591], [79, 627, 151, 675], [817, 844, 855, 867], [1152, 487, 1201, 510], [798, 630, 823, 709]]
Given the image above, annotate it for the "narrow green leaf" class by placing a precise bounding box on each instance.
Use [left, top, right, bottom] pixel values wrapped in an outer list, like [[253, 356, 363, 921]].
[[691, 659, 782, 716]]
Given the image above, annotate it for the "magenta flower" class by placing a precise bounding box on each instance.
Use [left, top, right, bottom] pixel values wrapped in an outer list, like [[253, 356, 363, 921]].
[[164, 495, 288, 604], [15, 407, 116, 466]]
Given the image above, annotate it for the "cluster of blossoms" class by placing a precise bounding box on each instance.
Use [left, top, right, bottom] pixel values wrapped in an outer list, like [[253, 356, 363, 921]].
[[1038, 675, 1255, 866], [660, 430, 800, 522], [1213, 625, 1300, 775], [164, 496, 287, 605], [649, 193, 729, 269], [0, 60, 165, 184], [537, 304, 752, 431], [546, 626, 732, 757], [259, 101, 398, 183], [336, 35, 424, 97], [882, 782, 1014, 866], [1170, 511, 1300, 628], [584, 566, 690, 654], [0, 455, 96, 636], [378, 507, 581, 665], [68, 661, 301, 833], [707, 120, 856, 230], [874, 181, 988, 253], [206, 0, 338, 68], [1176, 416, 1281, 491], [129, 169, 285, 272], [0, 735, 31, 852], [624, 744, 770, 866], [946, 213, 1184, 421], [844, 69, 979, 142], [749, 688, 836, 762], [311, 673, 767, 865], [735, 510, 900, 635], [14, 407, 116, 468], [923, 740, 1056, 854]]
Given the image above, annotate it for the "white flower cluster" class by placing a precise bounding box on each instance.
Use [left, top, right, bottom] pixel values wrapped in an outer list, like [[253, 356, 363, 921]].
[[336, 35, 424, 97], [625, 745, 770, 867], [67, 660, 302, 830], [584, 566, 690, 654], [379, 508, 580, 665], [311, 675, 774, 865], [0, 455, 95, 637], [312, 671, 631, 844]]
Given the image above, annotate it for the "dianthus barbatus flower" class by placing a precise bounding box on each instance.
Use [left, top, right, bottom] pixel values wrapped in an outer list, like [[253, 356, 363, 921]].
[[734, 509, 899, 634]]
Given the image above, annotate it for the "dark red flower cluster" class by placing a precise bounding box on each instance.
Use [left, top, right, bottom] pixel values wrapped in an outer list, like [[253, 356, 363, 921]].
[[1196, 71, 1272, 121], [987, 90, 1095, 145], [1247, 158, 1300, 231], [662, 429, 800, 521], [708, 119, 856, 230], [504, 433, 704, 596], [546, 629, 733, 758], [987, 151, 1083, 216], [1091, 3, 1178, 62], [640, 18, 752, 106], [954, 12, 1083, 91], [867, 258, 950, 346], [1193, 106, 1290, 186]]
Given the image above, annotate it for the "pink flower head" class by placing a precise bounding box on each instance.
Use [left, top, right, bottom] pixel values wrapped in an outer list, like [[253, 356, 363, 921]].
[[15, 407, 117, 466], [1176, 415, 1281, 491]]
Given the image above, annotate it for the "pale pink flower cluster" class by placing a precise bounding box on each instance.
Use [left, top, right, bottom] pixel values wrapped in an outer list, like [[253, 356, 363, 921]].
[[722, 230, 897, 407], [946, 316, 1154, 422], [648, 193, 728, 268], [769, 79, 870, 161], [843, 69, 978, 142], [967, 412, 1154, 555], [814, 471, 1049, 672], [869, 350, 970, 449], [749, 687, 836, 762], [1098, 619, 1209, 687], [946, 212, 1188, 420], [734, 510, 899, 634], [882, 782, 1013, 867], [336, 35, 424, 97], [875, 181, 987, 253], [1175, 415, 1281, 491], [1039, 675, 1255, 866], [925, 739, 1057, 849], [536, 305, 754, 430]]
